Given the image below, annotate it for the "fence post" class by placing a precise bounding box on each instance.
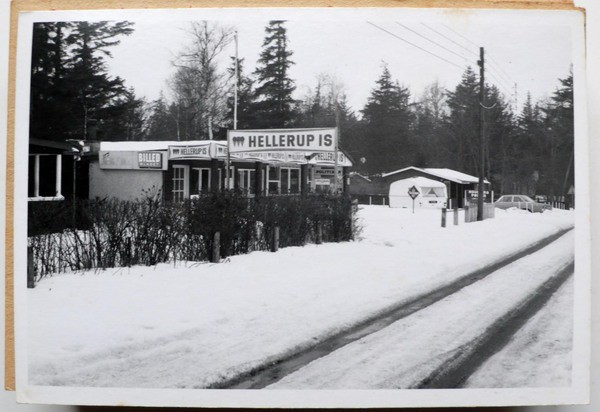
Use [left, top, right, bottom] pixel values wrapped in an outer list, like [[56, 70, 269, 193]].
[[272, 226, 280, 252], [316, 222, 323, 245], [441, 208, 447, 228], [212, 232, 220, 263], [27, 246, 35, 288], [453, 207, 459, 226]]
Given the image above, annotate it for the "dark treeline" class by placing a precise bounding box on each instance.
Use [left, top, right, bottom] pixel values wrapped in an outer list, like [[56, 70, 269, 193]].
[[30, 20, 574, 197]]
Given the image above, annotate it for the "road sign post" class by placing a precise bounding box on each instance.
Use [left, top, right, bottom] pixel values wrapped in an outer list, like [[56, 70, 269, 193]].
[[408, 185, 419, 214]]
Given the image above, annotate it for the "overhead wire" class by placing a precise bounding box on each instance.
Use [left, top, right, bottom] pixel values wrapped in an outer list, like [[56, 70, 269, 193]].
[[435, 22, 518, 103], [367, 22, 466, 71], [395, 22, 475, 65], [420, 22, 480, 58]]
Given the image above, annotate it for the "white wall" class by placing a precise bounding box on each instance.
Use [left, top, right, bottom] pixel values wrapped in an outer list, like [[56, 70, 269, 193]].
[[89, 162, 163, 201]]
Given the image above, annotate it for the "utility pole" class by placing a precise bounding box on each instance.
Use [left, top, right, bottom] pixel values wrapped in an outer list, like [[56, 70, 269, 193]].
[[226, 31, 238, 190], [477, 47, 485, 221]]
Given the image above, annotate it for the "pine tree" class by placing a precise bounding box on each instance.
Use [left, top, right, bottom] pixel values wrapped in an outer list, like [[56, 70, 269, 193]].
[[540, 71, 574, 198], [360, 64, 414, 173], [444, 66, 480, 174], [253, 20, 296, 128], [146, 93, 178, 141], [30, 21, 135, 141]]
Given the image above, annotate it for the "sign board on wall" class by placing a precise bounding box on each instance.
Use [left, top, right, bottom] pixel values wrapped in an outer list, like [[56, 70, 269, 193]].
[[227, 128, 337, 153], [168, 143, 211, 159], [100, 151, 167, 170], [138, 152, 163, 169]]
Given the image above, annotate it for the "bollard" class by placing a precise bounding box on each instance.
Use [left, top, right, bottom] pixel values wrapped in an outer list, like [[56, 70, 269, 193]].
[[212, 232, 220, 263], [272, 226, 280, 252], [316, 222, 323, 245], [453, 207, 459, 226], [27, 246, 35, 288], [441, 208, 447, 228]]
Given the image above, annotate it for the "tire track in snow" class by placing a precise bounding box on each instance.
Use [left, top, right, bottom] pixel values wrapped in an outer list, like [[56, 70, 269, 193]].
[[218, 226, 574, 389], [414, 261, 574, 389]]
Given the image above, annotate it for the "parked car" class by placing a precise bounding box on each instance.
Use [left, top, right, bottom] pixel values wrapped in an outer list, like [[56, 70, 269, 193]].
[[495, 195, 552, 213]]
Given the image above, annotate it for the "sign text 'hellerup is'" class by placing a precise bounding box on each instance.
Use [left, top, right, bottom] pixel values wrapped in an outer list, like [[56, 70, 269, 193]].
[[227, 128, 337, 153]]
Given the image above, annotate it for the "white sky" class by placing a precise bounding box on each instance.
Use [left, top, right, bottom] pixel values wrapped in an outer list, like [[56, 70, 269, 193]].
[[101, 10, 573, 112], [98, 8, 575, 115]]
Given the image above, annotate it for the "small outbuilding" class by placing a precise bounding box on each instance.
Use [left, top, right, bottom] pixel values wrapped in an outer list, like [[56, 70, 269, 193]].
[[349, 166, 491, 208], [389, 176, 447, 209]]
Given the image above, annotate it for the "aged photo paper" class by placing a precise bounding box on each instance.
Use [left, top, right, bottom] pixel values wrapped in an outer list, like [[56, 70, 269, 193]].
[[5, 0, 590, 408]]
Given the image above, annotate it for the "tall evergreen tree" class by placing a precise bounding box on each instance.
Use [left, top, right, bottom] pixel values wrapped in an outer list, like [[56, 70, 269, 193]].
[[30, 21, 135, 141], [146, 93, 179, 141], [253, 20, 296, 128], [444, 66, 480, 175], [360, 64, 414, 173], [540, 71, 574, 198]]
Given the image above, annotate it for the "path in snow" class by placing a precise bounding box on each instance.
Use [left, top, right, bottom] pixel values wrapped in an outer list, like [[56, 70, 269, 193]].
[[223, 228, 572, 389], [464, 276, 574, 388], [268, 231, 574, 389], [27, 208, 575, 388]]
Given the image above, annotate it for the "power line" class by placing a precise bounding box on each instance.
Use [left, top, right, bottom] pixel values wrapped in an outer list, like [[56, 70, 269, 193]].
[[441, 23, 480, 50], [395, 22, 475, 65], [488, 54, 516, 85], [367, 22, 466, 70], [485, 68, 514, 99], [439, 22, 517, 86], [421, 23, 480, 58], [485, 65, 514, 92]]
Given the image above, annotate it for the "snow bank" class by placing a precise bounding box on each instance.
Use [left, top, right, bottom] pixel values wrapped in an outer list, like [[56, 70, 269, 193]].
[[27, 206, 574, 388]]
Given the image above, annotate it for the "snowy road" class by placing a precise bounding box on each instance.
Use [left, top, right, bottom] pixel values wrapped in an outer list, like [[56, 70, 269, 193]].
[[27, 207, 575, 388], [268, 231, 574, 389]]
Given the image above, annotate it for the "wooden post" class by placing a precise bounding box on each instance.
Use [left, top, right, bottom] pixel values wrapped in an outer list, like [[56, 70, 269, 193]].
[[27, 246, 35, 288], [212, 232, 220, 263], [453, 208, 459, 226], [316, 222, 323, 245], [272, 226, 280, 252], [441, 208, 447, 228], [300, 163, 309, 197]]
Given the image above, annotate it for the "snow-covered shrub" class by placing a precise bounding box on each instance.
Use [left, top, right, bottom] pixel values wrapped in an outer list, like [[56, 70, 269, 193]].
[[28, 192, 359, 277]]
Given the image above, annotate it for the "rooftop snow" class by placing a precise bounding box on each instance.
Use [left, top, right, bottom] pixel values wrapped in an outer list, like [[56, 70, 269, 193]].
[[382, 166, 489, 184]]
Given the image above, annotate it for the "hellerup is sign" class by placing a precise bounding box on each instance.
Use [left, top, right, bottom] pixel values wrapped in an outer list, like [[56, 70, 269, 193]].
[[227, 128, 338, 153]]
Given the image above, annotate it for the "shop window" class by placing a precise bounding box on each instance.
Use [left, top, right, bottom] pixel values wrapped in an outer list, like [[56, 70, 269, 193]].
[[279, 167, 300, 194], [192, 168, 211, 194], [238, 169, 256, 195], [267, 166, 280, 195], [172, 165, 189, 202], [28, 154, 63, 201]]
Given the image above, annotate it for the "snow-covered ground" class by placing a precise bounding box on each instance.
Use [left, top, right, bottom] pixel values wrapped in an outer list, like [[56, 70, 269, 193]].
[[27, 206, 574, 388], [465, 275, 574, 388], [268, 232, 574, 389]]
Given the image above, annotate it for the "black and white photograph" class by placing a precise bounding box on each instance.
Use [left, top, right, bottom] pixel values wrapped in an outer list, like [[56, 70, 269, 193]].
[[11, 5, 589, 408]]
